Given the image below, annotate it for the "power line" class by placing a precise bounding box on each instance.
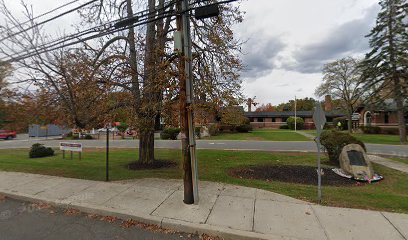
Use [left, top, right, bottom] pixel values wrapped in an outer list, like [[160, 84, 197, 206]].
[[1, 0, 238, 63], [1, 0, 176, 56], [0, 0, 99, 43], [2, 2, 177, 62], [0, 0, 81, 36]]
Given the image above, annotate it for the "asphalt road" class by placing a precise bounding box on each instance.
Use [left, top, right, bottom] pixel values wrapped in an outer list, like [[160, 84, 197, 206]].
[[0, 138, 407, 157], [0, 197, 198, 240]]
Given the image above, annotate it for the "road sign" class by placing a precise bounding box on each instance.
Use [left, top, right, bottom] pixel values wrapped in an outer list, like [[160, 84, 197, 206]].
[[352, 113, 360, 121], [313, 103, 326, 136], [312, 103, 326, 204]]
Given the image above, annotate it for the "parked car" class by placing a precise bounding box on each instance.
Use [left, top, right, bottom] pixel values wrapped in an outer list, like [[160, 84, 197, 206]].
[[0, 130, 17, 140]]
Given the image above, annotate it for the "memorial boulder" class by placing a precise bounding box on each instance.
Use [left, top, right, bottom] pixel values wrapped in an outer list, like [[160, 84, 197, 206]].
[[339, 144, 374, 180]]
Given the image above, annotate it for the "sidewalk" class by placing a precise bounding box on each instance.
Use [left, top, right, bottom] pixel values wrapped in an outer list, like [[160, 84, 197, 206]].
[[369, 155, 408, 174], [0, 171, 407, 240]]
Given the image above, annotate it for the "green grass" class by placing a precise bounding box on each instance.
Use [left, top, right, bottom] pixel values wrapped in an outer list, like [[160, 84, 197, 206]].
[[390, 157, 408, 165], [352, 134, 403, 145], [206, 130, 310, 141], [300, 130, 404, 145], [0, 148, 407, 213]]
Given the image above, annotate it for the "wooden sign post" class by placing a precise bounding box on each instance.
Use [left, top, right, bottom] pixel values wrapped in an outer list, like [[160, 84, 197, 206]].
[[60, 142, 82, 160]]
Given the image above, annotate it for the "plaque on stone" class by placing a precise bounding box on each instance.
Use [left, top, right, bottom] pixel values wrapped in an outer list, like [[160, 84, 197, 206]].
[[339, 144, 374, 180], [347, 150, 367, 166]]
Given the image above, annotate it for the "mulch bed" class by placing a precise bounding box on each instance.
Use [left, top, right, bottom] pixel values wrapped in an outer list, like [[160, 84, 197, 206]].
[[229, 165, 362, 186], [127, 160, 177, 170]]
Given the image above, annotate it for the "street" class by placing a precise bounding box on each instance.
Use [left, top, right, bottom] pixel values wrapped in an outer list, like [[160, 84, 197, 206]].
[[0, 137, 407, 157], [0, 196, 198, 240]]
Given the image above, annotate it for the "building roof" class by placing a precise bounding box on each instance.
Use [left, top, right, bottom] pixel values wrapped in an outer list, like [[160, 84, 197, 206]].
[[244, 111, 345, 118]]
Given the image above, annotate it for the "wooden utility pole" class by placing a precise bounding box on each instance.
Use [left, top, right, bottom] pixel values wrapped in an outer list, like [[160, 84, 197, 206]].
[[176, 0, 199, 204]]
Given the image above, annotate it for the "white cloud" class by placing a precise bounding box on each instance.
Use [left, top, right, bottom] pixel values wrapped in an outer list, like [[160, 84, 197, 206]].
[[236, 0, 379, 105]]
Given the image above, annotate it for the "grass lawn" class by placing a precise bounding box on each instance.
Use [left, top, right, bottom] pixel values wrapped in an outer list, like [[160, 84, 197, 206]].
[[352, 134, 404, 145], [300, 130, 404, 145], [0, 148, 407, 213], [390, 157, 408, 165], [206, 129, 310, 141]]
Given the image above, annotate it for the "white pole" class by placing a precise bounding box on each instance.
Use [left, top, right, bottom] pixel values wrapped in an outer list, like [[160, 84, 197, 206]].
[[294, 96, 297, 132]]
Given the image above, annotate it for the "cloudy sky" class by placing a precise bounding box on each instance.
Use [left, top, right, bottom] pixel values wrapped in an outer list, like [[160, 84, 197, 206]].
[[2, 0, 380, 106], [236, 0, 379, 106]]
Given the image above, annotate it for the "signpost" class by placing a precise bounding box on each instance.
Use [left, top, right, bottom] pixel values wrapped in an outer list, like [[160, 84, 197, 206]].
[[105, 123, 111, 182], [60, 142, 82, 160], [312, 103, 326, 204]]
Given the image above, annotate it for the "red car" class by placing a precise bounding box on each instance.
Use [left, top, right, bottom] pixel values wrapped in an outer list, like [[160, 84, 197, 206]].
[[0, 130, 16, 140]]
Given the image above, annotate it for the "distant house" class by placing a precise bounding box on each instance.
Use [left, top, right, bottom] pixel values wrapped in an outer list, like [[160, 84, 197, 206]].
[[355, 99, 408, 128], [244, 110, 345, 129], [245, 95, 344, 129]]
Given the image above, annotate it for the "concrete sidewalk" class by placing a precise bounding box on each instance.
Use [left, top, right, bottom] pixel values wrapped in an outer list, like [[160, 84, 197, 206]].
[[0, 171, 407, 240], [369, 155, 408, 174]]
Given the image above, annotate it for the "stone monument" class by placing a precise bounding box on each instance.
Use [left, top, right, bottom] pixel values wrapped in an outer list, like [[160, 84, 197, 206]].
[[339, 144, 374, 180]]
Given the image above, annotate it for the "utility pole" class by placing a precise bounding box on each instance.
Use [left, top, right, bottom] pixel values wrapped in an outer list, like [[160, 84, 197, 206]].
[[176, 0, 199, 204]]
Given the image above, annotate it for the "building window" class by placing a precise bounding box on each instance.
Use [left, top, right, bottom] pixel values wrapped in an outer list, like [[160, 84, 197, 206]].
[[384, 113, 389, 124], [258, 118, 264, 122], [249, 118, 254, 122], [272, 118, 276, 122]]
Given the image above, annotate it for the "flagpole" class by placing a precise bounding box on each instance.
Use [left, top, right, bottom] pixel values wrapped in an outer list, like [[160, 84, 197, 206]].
[[294, 96, 297, 132]]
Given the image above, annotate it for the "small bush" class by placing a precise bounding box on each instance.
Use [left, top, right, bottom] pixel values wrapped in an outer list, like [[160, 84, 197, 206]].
[[286, 117, 304, 130], [279, 124, 289, 129], [29, 143, 54, 158], [84, 134, 93, 140], [333, 117, 348, 130], [208, 124, 220, 136], [381, 128, 399, 135], [361, 126, 381, 134], [160, 128, 180, 140], [236, 124, 252, 133], [66, 132, 73, 138], [320, 130, 366, 165]]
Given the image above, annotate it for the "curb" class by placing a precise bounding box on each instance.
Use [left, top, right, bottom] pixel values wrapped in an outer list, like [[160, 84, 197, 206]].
[[0, 191, 287, 240]]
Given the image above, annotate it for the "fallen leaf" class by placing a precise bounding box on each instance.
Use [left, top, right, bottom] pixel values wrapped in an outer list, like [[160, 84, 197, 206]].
[[63, 208, 81, 216], [100, 215, 118, 223], [31, 202, 51, 210], [200, 234, 223, 240]]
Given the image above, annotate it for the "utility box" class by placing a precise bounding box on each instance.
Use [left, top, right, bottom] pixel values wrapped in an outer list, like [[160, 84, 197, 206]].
[[195, 4, 220, 20], [174, 31, 183, 53]]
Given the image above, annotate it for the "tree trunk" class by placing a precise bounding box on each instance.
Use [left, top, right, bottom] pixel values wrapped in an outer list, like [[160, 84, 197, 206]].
[[394, 79, 407, 143], [347, 110, 352, 134], [136, 0, 157, 164], [139, 129, 155, 164]]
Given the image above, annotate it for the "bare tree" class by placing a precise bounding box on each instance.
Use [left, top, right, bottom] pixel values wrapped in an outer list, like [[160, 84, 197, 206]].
[[315, 57, 364, 133]]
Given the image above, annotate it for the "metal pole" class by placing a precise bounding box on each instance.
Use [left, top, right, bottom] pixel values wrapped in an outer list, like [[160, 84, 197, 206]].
[[182, 0, 199, 204], [106, 128, 109, 182], [294, 96, 297, 132], [316, 136, 322, 204]]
